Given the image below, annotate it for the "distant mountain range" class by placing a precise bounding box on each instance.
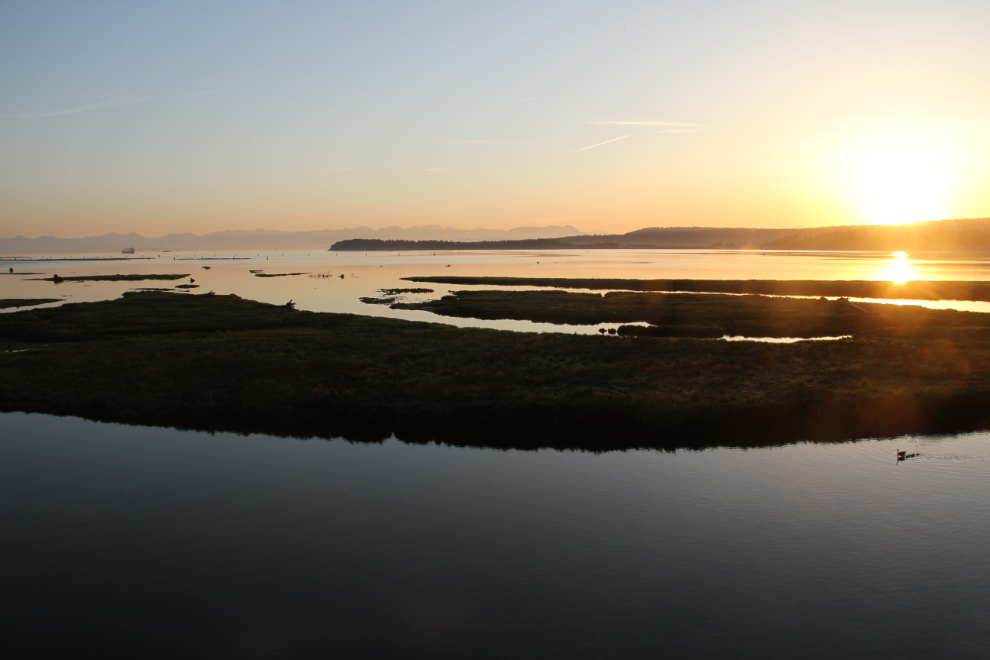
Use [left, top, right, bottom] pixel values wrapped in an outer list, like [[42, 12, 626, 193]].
[[0, 224, 583, 255], [5, 218, 990, 255], [332, 218, 990, 253]]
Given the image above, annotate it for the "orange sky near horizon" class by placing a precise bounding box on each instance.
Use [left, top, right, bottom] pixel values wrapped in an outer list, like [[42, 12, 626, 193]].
[[1, 1, 988, 238]]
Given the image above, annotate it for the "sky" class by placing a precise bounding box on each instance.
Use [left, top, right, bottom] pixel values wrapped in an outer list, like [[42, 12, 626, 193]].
[[1, 0, 989, 238]]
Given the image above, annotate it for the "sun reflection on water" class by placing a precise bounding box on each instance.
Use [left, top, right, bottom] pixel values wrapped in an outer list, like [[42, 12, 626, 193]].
[[887, 252, 914, 283]]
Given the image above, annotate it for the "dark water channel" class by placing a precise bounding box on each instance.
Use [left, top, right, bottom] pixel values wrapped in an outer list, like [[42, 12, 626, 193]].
[[2, 412, 989, 659]]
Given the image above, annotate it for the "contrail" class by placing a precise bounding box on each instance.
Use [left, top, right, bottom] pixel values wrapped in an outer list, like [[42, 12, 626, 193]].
[[1, 95, 150, 119], [575, 135, 630, 152]]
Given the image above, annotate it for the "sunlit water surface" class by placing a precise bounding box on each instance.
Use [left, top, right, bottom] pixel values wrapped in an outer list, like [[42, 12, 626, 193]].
[[4, 250, 990, 333], [1, 412, 988, 658]]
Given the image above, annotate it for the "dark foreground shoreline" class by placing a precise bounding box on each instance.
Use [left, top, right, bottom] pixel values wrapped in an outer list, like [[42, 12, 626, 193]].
[[2, 291, 989, 451]]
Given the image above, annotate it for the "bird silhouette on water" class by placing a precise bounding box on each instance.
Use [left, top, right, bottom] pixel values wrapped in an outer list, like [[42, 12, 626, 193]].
[[896, 449, 920, 463]]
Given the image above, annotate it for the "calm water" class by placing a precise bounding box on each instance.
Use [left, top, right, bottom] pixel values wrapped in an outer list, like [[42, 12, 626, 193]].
[[2, 412, 989, 658], [5, 249, 990, 332]]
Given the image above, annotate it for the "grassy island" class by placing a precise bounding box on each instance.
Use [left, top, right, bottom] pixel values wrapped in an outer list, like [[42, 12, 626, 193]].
[[2, 291, 989, 450], [29, 273, 190, 282], [0, 299, 61, 310], [404, 275, 990, 303], [387, 289, 990, 339]]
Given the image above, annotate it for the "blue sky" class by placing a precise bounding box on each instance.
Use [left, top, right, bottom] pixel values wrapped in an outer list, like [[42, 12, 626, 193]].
[[2, 0, 988, 237]]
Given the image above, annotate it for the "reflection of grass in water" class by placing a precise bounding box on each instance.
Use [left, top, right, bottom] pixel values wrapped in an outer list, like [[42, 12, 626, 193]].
[[0, 299, 60, 309], [1, 291, 989, 451], [404, 276, 990, 303], [254, 272, 308, 278]]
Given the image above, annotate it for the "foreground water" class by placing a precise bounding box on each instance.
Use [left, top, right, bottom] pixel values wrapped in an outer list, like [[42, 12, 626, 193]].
[[2, 411, 989, 658]]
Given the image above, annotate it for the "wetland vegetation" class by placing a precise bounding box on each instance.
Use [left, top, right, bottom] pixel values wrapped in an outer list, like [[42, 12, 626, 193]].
[[0, 299, 60, 310], [1, 291, 989, 450], [386, 289, 989, 339], [29, 273, 190, 283], [405, 276, 990, 303]]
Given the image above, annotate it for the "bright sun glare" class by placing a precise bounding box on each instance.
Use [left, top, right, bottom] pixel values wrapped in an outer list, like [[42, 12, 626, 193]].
[[851, 136, 951, 225], [887, 251, 914, 283]]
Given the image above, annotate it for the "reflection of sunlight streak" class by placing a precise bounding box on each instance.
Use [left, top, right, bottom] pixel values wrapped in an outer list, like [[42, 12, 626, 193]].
[[887, 252, 915, 283]]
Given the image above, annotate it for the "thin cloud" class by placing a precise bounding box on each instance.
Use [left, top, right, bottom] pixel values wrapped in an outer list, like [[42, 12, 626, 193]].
[[426, 167, 449, 172], [586, 120, 705, 133], [1, 95, 150, 119], [574, 135, 630, 152]]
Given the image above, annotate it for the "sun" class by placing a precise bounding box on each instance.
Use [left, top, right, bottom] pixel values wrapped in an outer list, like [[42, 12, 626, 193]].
[[850, 135, 951, 225]]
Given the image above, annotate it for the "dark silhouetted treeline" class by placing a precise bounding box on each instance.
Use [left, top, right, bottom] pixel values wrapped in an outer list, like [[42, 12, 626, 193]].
[[760, 218, 990, 251], [331, 218, 990, 252], [329, 238, 621, 251]]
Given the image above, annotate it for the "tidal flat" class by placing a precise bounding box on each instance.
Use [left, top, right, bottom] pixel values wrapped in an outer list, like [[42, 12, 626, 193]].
[[2, 290, 989, 449]]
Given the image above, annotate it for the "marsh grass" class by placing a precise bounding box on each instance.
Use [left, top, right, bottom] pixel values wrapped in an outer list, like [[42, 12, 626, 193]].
[[1, 291, 989, 450], [405, 276, 990, 303], [392, 289, 990, 340], [380, 288, 434, 294], [28, 274, 190, 282], [0, 299, 60, 310]]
